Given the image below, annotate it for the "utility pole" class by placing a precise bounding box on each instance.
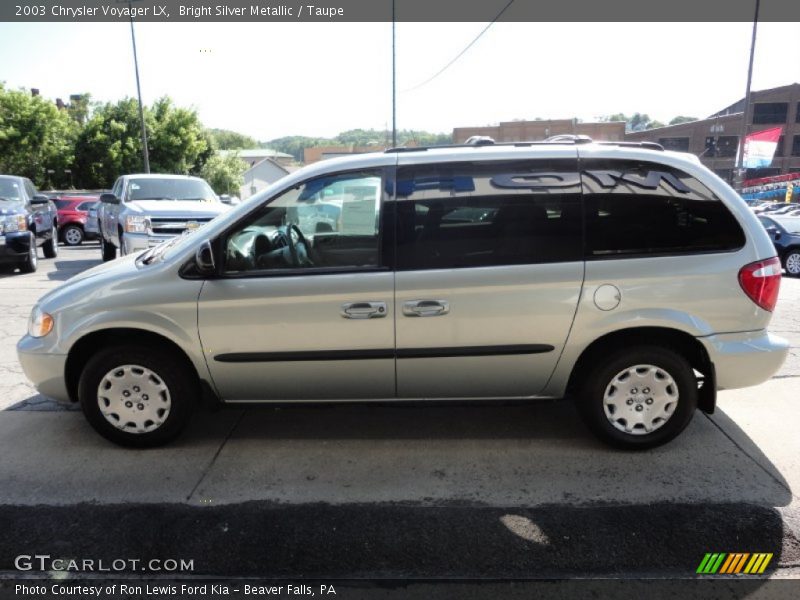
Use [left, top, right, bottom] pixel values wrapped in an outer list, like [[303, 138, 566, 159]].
[[735, 0, 760, 190], [391, 0, 397, 147], [122, 0, 150, 173]]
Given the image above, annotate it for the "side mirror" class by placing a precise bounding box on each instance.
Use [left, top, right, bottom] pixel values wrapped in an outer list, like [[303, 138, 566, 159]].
[[31, 194, 50, 205], [100, 193, 120, 205], [195, 240, 216, 275]]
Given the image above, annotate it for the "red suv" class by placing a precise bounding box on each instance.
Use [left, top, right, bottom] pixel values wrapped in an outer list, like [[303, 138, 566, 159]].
[[53, 195, 99, 246]]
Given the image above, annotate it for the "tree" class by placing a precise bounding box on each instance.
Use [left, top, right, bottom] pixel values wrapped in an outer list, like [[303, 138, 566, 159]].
[[73, 98, 151, 188], [599, 113, 664, 132], [74, 97, 211, 188], [669, 116, 698, 126], [200, 152, 246, 196], [0, 84, 76, 188], [207, 128, 257, 150]]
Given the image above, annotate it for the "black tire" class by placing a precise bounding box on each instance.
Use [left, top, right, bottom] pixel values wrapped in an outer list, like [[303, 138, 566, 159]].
[[61, 224, 84, 246], [784, 249, 800, 277], [18, 233, 38, 273], [100, 236, 116, 262], [78, 345, 197, 447], [43, 224, 58, 258], [576, 345, 697, 450]]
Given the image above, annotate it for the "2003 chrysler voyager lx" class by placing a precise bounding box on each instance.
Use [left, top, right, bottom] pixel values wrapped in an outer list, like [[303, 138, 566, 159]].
[[17, 138, 789, 449]]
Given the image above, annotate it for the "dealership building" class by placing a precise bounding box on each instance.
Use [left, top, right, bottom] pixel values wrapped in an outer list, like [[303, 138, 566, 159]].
[[626, 83, 800, 183]]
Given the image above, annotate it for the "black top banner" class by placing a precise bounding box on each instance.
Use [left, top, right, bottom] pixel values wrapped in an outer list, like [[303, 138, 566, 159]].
[[3, 0, 800, 23]]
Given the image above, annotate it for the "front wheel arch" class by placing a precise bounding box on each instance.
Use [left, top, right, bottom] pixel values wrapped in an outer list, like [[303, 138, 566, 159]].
[[65, 328, 202, 404]]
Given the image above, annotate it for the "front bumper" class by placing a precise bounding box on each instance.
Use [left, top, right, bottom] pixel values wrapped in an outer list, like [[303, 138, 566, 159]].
[[122, 232, 176, 254], [698, 330, 789, 390], [17, 335, 70, 402], [0, 232, 33, 263]]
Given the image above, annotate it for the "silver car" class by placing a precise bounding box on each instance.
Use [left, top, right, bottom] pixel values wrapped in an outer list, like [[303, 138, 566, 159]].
[[17, 139, 788, 448], [97, 174, 229, 260]]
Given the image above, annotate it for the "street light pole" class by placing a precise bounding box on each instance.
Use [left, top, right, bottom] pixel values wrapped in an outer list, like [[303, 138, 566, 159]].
[[735, 0, 760, 189], [123, 0, 150, 173]]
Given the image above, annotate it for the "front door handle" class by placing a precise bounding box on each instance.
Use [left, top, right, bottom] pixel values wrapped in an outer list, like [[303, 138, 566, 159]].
[[402, 300, 450, 317], [341, 301, 387, 319]]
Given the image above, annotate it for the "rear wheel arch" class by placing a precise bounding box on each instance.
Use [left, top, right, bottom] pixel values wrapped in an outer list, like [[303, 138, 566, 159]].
[[566, 327, 714, 412]]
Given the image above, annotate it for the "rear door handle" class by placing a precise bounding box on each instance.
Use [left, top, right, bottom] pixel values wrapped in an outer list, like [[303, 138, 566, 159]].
[[341, 301, 387, 319], [402, 300, 450, 317]]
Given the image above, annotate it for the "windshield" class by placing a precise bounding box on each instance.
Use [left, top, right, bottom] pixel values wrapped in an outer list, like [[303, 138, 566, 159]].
[[127, 178, 217, 202], [0, 178, 23, 202]]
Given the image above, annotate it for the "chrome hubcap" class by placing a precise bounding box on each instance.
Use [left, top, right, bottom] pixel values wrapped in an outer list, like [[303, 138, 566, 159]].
[[97, 364, 171, 434], [65, 228, 82, 245], [787, 253, 800, 275], [603, 364, 679, 435]]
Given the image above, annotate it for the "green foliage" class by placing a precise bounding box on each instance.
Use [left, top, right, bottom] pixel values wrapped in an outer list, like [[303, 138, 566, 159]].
[[265, 129, 453, 162], [73, 97, 210, 188], [200, 152, 246, 196], [0, 84, 77, 188], [669, 115, 699, 126], [599, 113, 664, 132], [207, 128, 257, 150], [148, 97, 210, 175]]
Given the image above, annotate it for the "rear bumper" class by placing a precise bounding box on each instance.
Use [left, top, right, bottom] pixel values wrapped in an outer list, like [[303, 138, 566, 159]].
[[0, 232, 32, 262], [698, 330, 789, 390]]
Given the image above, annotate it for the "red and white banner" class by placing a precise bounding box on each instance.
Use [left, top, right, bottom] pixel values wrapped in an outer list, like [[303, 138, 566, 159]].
[[742, 127, 783, 169]]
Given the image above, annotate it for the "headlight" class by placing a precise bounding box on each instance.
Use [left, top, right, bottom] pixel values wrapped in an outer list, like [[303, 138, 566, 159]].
[[28, 306, 54, 338], [125, 215, 151, 233], [1, 214, 27, 233]]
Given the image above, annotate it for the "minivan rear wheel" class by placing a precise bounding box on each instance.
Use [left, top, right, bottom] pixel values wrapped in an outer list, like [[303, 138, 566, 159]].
[[576, 346, 697, 449], [78, 346, 196, 447]]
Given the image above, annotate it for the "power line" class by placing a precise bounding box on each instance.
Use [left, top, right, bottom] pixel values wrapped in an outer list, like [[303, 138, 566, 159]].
[[402, 0, 516, 93]]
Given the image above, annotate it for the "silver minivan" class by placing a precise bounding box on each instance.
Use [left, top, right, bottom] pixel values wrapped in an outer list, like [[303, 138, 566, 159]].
[[17, 139, 788, 448]]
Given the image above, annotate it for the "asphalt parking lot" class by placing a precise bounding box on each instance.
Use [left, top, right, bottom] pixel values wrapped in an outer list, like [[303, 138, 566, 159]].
[[0, 244, 799, 584]]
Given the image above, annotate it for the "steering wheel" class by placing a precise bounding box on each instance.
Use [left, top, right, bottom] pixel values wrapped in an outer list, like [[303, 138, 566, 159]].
[[281, 224, 312, 267]]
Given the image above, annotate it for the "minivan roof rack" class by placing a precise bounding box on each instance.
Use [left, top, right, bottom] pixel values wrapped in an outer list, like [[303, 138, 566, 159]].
[[384, 137, 665, 153]]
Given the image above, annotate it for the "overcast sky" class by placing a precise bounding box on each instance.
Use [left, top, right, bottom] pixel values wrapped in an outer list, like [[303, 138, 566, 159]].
[[0, 21, 798, 141]]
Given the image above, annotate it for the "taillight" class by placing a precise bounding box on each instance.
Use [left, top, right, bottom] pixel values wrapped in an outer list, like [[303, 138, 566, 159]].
[[738, 257, 782, 312]]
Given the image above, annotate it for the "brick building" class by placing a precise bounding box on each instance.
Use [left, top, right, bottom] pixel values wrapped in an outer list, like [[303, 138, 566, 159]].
[[626, 83, 800, 183], [453, 119, 626, 144]]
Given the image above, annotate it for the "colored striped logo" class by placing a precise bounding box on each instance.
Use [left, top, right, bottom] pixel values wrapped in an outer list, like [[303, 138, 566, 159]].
[[696, 553, 773, 574]]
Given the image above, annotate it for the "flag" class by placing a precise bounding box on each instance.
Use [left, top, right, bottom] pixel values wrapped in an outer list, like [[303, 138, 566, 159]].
[[742, 127, 783, 169]]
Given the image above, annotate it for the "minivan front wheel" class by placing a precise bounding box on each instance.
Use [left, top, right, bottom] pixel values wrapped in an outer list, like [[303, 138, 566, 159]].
[[577, 346, 697, 449], [78, 346, 195, 447]]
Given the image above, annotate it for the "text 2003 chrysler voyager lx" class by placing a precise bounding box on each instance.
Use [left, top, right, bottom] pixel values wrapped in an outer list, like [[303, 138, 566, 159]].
[[17, 139, 788, 448]]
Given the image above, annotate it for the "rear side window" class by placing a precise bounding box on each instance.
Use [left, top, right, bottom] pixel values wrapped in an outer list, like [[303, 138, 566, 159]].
[[53, 199, 70, 209], [581, 159, 745, 258], [395, 160, 582, 270]]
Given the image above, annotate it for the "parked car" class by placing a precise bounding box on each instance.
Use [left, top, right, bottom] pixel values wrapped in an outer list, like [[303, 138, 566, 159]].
[[53, 195, 100, 246], [84, 201, 101, 239], [97, 174, 229, 261], [753, 202, 787, 214], [757, 215, 800, 277], [0, 174, 59, 273], [18, 140, 788, 448]]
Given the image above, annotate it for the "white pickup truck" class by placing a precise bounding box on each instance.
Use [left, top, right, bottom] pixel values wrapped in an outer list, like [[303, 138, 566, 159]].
[[98, 174, 229, 261]]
